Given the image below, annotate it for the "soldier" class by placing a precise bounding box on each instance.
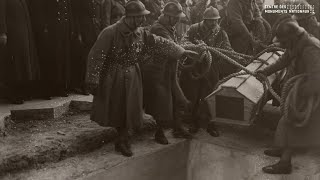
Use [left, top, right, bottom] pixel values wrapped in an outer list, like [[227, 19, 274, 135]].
[[108, 0, 126, 25], [71, 0, 110, 95], [142, 0, 164, 25], [225, 0, 262, 55], [141, 2, 194, 145], [180, 7, 235, 137], [0, 0, 40, 104], [86, 0, 198, 157], [257, 20, 320, 174], [27, 0, 73, 97], [175, 0, 191, 42]]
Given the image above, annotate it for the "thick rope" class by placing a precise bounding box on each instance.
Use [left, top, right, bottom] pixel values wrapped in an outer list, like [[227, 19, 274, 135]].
[[281, 74, 320, 128]]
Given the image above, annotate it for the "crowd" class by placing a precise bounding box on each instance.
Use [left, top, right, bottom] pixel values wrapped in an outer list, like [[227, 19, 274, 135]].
[[1, 0, 320, 175]]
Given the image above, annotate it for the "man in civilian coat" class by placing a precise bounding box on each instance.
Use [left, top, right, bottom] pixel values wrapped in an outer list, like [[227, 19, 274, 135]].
[[27, 0, 73, 97], [257, 20, 320, 174]]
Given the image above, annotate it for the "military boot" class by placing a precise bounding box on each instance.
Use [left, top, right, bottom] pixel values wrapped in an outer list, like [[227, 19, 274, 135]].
[[155, 128, 169, 145], [173, 127, 193, 139], [115, 140, 133, 157]]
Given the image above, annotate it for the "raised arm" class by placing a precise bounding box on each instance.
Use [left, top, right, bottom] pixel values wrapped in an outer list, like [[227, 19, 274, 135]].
[[85, 27, 114, 86]]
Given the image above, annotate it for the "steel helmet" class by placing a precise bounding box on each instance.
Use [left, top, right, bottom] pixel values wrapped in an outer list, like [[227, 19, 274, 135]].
[[203, 6, 220, 20], [275, 20, 305, 41], [162, 2, 185, 18], [125, 0, 150, 16]]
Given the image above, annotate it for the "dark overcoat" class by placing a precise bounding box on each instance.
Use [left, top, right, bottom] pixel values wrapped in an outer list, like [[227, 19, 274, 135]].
[[0, 0, 39, 83], [180, 22, 234, 125], [86, 18, 185, 130], [226, 0, 260, 54], [27, 0, 73, 89], [141, 19, 188, 125], [70, 0, 110, 89], [262, 32, 320, 148]]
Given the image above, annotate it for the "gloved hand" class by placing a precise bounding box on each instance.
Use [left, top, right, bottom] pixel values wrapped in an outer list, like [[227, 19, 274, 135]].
[[251, 39, 263, 50], [0, 33, 7, 47], [182, 50, 199, 61], [255, 69, 267, 82]]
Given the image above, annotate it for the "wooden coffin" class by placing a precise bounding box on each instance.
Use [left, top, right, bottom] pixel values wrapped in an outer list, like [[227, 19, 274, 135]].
[[205, 51, 283, 126]]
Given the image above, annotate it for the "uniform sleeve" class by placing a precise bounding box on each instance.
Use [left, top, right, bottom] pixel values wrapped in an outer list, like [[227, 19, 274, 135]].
[[220, 30, 233, 51], [227, 0, 253, 42], [181, 25, 197, 45], [260, 50, 291, 76], [143, 30, 185, 63], [0, 0, 6, 34], [85, 28, 113, 85]]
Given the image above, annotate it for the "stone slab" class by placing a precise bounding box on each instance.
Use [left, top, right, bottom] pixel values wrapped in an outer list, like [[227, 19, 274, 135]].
[[70, 95, 93, 111], [7, 95, 84, 121]]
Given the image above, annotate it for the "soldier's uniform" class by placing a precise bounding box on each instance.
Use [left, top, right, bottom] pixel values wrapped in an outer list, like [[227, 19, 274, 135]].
[[180, 7, 229, 136], [86, 0, 197, 156], [225, 0, 261, 55], [141, 2, 192, 144]]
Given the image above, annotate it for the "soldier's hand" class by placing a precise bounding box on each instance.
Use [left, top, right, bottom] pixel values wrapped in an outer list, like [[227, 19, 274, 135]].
[[182, 50, 199, 61], [255, 70, 267, 83], [0, 33, 7, 46]]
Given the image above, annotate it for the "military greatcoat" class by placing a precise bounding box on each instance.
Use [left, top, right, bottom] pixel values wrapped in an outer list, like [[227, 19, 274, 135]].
[[141, 18, 189, 126], [86, 18, 185, 130]]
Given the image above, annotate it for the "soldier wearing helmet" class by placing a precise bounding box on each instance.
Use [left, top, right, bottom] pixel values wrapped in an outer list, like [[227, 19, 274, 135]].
[[86, 0, 198, 157], [141, 2, 194, 145], [256, 20, 320, 174], [180, 7, 236, 137]]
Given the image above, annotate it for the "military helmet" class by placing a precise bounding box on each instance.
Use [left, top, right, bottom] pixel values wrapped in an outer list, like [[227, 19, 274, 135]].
[[162, 2, 186, 18], [203, 6, 220, 20], [275, 20, 305, 41], [125, 0, 150, 16]]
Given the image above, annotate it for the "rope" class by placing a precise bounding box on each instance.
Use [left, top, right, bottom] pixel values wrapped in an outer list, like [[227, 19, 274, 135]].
[[280, 74, 320, 128]]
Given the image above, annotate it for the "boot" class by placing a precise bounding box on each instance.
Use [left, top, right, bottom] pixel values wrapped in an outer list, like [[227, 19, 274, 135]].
[[115, 141, 133, 157], [155, 128, 169, 145], [207, 126, 219, 137], [173, 127, 193, 139], [264, 148, 283, 157], [262, 161, 292, 174]]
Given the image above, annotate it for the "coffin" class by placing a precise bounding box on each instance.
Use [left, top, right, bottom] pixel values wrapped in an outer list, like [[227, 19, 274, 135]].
[[205, 51, 283, 126]]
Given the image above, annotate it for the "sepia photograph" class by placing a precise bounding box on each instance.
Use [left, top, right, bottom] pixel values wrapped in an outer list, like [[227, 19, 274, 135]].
[[0, 0, 320, 179]]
